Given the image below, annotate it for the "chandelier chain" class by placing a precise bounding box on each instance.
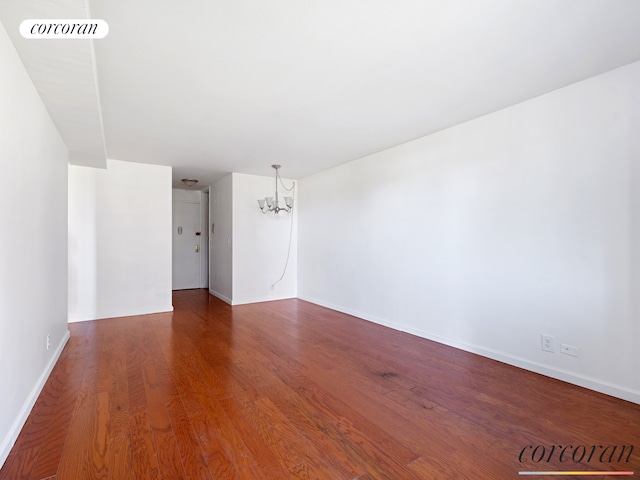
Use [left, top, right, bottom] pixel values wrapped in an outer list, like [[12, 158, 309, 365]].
[[272, 180, 295, 288], [277, 169, 295, 191]]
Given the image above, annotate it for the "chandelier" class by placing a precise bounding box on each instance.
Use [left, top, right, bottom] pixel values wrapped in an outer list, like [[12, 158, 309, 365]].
[[257, 164, 293, 214]]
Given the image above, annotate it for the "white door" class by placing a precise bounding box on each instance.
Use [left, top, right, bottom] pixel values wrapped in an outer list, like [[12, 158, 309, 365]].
[[172, 201, 201, 290]]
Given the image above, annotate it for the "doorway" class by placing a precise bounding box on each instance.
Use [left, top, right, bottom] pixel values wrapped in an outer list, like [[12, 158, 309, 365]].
[[172, 189, 210, 290]]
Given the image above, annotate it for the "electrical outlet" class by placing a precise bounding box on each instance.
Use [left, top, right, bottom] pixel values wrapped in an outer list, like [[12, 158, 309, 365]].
[[560, 344, 579, 357], [46, 334, 51, 350], [541, 334, 555, 353]]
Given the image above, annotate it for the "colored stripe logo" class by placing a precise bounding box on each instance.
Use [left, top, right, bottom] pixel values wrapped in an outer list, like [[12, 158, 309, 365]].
[[519, 472, 634, 476]]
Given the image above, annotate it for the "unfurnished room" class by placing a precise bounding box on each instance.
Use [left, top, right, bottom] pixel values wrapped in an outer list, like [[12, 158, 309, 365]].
[[1, 0, 639, 478]]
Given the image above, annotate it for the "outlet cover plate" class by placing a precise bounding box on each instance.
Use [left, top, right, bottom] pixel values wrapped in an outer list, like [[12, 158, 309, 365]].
[[541, 334, 555, 353]]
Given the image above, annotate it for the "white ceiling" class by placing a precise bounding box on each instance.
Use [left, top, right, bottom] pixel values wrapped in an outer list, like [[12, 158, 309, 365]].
[[2, 0, 640, 188], [0, 0, 106, 167]]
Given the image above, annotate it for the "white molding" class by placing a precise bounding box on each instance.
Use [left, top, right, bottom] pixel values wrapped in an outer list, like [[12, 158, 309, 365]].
[[231, 294, 297, 306], [208, 289, 232, 305], [0, 330, 70, 469], [208, 288, 296, 306], [297, 295, 640, 405], [68, 304, 174, 323]]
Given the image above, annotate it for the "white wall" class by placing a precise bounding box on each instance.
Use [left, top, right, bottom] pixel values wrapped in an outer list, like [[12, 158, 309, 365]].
[[232, 173, 297, 304], [298, 61, 640, 404], [0, 23, 70, 467], [209, 174, 233, 303], [209, 173, 298, 305], [68, 159, 173, 321]]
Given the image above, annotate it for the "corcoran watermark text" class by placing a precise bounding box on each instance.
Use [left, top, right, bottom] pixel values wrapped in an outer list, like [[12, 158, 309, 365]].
[[519, 444, 634, 464], [19, 19, 109, 39]]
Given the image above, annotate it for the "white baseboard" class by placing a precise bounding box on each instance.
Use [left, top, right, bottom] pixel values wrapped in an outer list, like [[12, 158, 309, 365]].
[[208, 289, 232, 305], [297, 295, 640, 405], [0, 330, 70, 469], [68, 304, 174, 323], [231, 294, 297, 306]]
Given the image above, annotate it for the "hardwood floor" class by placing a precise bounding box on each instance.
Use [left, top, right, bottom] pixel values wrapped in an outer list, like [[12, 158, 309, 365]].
[[1, 289, 638, 479]]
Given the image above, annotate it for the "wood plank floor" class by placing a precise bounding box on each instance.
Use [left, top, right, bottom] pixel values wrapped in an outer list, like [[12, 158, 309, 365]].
[[1, 289, 639, 479]]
